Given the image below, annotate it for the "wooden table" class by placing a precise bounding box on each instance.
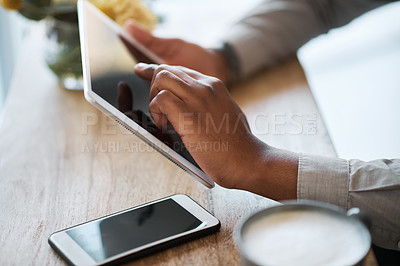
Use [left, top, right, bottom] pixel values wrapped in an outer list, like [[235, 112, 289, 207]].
[[0, 23, 376, 265]]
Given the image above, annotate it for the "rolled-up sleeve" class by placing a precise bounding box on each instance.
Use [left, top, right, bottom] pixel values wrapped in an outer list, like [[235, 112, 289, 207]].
[[298, 153, 400, 250]]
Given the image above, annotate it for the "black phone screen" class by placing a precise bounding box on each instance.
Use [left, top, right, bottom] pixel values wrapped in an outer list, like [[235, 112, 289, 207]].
[[66, 199, 202, 262]]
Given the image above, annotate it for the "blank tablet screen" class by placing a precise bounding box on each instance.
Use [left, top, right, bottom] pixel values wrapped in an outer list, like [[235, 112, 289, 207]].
[[83, 5, 198, 167]]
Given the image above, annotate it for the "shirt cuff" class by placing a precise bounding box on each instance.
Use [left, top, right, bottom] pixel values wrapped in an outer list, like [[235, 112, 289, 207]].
[[297, 153, 350, 210]]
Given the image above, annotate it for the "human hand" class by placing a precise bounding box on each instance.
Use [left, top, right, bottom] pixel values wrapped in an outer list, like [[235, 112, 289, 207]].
[[134, 63, 271, 190], [117, 81, 201, 166], [134, 63, 299, 200], [124, 20, 230, 85]]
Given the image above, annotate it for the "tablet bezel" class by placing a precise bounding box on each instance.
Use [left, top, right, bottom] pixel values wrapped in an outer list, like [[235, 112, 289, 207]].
[[77, 0, 214, 188]]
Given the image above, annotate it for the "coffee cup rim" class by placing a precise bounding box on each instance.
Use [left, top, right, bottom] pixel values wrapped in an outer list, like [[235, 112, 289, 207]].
[[234, 200, 371, 266]]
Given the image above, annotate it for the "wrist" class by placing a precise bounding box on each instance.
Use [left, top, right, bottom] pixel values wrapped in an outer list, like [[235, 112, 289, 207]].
[[239, 142, 299, 201]]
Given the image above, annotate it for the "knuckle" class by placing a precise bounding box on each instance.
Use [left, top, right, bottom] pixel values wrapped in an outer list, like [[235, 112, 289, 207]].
[[176, 65, 188, 72], [153, 90, 174, 107], [209, 77, 225, 89], [157, 64, 169, 70], [157, 89, 171, 99], [200, 82, 215, 97], [156, 69, 171, 79], [155, 64, 170, 74], [150, 86, 160, 97], [152, 89, 167, 103], [148, 99, 159, 113]]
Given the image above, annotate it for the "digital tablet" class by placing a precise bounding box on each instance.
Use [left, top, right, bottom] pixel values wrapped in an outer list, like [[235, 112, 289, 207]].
[[77, 0, 214, 188]]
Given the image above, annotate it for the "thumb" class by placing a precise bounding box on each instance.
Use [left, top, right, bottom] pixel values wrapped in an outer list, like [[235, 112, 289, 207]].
[[124, 20, 154, 45], [124, 19, 177, 58]]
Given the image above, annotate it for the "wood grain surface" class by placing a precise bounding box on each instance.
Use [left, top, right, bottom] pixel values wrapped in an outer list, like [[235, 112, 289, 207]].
[[0, 24, 376, 265]]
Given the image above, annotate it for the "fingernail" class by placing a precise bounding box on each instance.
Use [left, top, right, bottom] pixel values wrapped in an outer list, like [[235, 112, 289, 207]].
[[135, 63, 148, 70]]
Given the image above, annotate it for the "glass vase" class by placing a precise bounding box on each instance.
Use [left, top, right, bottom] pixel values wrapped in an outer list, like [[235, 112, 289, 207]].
[[44, 7, 83, 90]]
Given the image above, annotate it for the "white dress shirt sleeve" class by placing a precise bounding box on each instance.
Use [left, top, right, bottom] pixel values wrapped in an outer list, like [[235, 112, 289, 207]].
[[222, 0, 385, 79], [298, 153, 400, 251]]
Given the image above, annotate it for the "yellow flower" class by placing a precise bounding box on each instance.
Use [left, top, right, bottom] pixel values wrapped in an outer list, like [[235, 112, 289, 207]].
[[90, 0, 157, 31], [1, 0, 22, 10]]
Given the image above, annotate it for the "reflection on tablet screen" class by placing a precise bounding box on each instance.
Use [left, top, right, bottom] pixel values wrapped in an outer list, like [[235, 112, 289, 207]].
[[85, 6, 199, 168]]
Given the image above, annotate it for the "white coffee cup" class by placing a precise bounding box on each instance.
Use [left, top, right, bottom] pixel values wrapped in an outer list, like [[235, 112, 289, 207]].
[[234, 201, 371, 266]]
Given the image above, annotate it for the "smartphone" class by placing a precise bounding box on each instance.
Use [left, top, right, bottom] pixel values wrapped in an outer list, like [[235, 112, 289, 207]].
[[48, 195, 220, 265]]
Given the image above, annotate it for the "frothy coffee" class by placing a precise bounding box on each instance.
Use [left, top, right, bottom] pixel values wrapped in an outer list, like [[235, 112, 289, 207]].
[[242, 210, 369, 266]]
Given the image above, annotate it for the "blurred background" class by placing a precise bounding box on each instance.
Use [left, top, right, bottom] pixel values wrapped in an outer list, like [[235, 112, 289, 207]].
[[0, 7, 24, 114], [298, 2, 400, 161], [0, 0, 262, 116]]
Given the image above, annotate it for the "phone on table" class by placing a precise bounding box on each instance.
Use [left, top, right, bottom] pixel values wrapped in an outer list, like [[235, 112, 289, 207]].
[[48, 195, 220, 265]]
